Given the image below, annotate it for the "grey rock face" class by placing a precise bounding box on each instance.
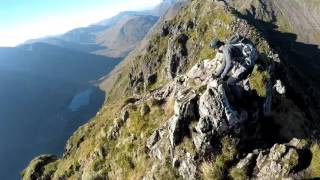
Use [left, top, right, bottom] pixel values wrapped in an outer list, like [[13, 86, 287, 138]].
[[169, 88, 198, 146], [193, 83, 248, 153], [166, 34, 189, 79], [168, 116, 186, 146], [174, 89, 198, 119], [178, 153, 197, 180], [234, 138, 309, 179], [198, 86, 228, 132], [229, 139, 310, 180], [255, 143, 299, 179], [147, 124, 170, 160], [236, 152, 258, 169], [188, 57, 223, 78]]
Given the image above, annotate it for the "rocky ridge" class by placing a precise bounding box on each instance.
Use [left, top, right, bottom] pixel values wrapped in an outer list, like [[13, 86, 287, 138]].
[[22, 0, 320, 179]]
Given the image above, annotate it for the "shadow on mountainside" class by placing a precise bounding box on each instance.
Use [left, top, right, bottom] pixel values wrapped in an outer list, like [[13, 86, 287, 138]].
[[228, 9, 320, 149], [232, 9, 320, 86]]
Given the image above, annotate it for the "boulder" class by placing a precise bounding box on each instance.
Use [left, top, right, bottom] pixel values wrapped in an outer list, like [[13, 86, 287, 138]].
[[231, 139, 308, 179], [198, 86, 228, 132], [174, 88, 198, 119], [255, 143, 299, 179], [147, 125, 170, 160]]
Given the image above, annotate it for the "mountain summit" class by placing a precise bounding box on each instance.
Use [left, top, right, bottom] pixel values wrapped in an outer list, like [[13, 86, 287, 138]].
[[22, 0, 320, 179]]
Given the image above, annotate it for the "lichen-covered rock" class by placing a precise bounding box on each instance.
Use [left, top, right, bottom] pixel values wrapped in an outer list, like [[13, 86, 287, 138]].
[[243, 139, 308, 179], [255, 143, 299, 179], [233, 139, 310, 179]]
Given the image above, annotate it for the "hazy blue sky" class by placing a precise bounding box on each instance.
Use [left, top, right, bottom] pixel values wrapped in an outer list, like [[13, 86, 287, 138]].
[[0, 0, 162, 46]]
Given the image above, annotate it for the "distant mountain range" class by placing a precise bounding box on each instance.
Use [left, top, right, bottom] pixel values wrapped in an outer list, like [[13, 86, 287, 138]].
[[23, 0, 181, 58]]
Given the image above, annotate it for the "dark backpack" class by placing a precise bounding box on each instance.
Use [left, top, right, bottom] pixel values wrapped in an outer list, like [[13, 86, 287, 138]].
[[227, 34, 258, 66]]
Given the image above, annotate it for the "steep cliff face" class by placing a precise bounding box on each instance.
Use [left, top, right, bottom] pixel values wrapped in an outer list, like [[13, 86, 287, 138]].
[[23, 0, 320, 179]]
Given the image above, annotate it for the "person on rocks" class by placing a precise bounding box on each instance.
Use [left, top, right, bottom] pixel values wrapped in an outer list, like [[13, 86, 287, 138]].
[[210, 34, 259, 100]]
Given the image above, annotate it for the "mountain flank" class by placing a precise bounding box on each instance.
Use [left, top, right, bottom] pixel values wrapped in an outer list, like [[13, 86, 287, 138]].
[[22, 0, 320, 179]]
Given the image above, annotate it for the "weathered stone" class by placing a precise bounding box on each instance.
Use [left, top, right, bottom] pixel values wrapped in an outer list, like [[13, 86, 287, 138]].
[[198, 86, 227, 132], [147, 130, 161, 149], [168, 116, 187, 146], [192, 130, 214, 154], [166, 34, 189, 79], [174, 88, 198, 119], [236, 152, 258, 169], [196, 117, 213, 134], [288, 138, 308, 150], [255, 143, 300, 179], [178, 153, 197, 180], [147, 125, 171, 160], [187, 53, 224, 84], [129, 71, 144, 93]]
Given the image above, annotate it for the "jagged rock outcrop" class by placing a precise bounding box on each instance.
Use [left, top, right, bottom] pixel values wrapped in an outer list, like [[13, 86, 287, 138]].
[[178, 153, 198, 180], [108, 108, 130, 140], [166, 34, 189, 79], [129, 71, 144, 93], [21, 155, 58, 180], [233, 138, 311, 179], [187, 54, 223, 83]]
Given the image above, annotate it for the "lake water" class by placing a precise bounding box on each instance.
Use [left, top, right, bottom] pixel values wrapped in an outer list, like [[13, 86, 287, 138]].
[[69, 88, 93, 111], [0, 85, 106, 180]]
